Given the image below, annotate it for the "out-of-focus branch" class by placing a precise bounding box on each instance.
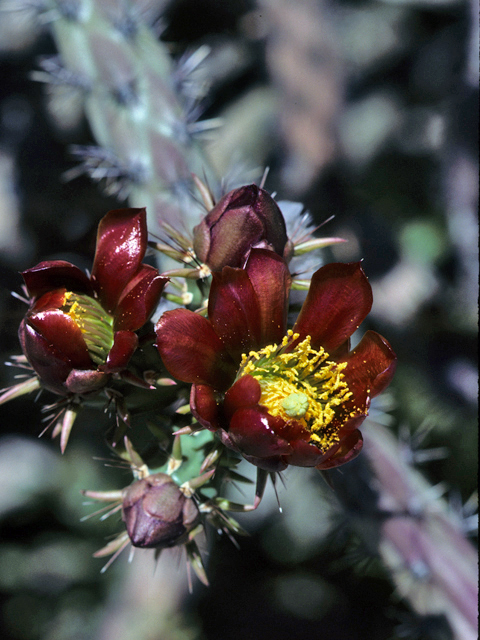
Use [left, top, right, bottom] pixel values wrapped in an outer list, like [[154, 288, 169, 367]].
[[41, 0, 218, 243], [367, 422, 477, 640]]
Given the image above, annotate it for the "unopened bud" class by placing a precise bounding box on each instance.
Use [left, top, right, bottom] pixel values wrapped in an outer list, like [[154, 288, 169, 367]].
[[193, 184, 288, 271], [122, 473, 200, 549]]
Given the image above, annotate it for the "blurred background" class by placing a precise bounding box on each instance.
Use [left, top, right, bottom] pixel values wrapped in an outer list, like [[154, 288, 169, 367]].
[[0, 0, 477, 639]]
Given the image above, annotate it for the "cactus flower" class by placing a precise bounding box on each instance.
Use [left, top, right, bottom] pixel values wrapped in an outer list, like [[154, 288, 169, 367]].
[[122, 473, 200, 549], [193, 184, 290, 271], [156, 249, 396, 472], [19, 208, 167, 396]]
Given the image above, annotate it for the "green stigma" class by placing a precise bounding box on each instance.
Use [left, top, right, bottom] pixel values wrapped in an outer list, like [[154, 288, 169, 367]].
[[282, 392, 309, 418]]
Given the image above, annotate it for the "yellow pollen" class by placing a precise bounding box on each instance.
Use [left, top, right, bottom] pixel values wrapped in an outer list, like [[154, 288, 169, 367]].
[[238, 332, 352, 452]]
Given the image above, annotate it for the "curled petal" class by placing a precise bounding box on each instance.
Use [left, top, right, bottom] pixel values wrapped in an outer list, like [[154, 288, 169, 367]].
[[22, 261, 92, 300], [114, 267, 168, 331], [245, 249, 291, 345], [91, 208, 148, 313], [315, 429, 364, 470], [156, 309, 236, 390], [293, 262, 373, 353], [103, 331, 138, 373], [228, 407, 293, 458]]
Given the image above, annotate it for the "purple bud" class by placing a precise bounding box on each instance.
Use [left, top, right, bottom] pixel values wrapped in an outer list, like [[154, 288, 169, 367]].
[[193, 184, 288, 271], [122, 473, 200, 549]]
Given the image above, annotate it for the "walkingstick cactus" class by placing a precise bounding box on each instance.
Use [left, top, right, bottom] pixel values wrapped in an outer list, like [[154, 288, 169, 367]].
[[0, 2, 476, 639]]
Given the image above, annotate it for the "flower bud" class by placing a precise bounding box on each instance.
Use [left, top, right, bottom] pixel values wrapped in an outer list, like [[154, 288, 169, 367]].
[[122, 473, 200, 549], [17, 208, 167, 398], [193, 184, 289, 271]]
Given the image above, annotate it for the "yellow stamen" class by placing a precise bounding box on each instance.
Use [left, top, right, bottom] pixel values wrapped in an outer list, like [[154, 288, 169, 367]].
[[63, 292, 114, 364], [238, 331, 353, 452]]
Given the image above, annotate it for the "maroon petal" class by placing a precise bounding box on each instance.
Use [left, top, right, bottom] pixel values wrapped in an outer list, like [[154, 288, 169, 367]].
[[228, 407, 293, 458], [287, 438, 330, 467], [315, 429, 363, 470], [103, 330, 138, 373], [26, 309, 92, 369], [340, 330, 397, 417], [22, 261, 93, 300], [224, 375, 262, 419], [208, 267, 262, 358], [114, 267, 168, 331], [293, 262, 373, 353], [19, 321, 80, 395], [245, 249, 291, 345], [91, 208, 148, 313], [190, 384, 222, 431], [345, 331, 396, 398], [156, 309, 236, 390]]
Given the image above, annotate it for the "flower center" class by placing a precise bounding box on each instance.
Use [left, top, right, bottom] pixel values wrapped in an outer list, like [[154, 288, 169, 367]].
[[63, 292, 115, 365], [238, 331, 352, 451]]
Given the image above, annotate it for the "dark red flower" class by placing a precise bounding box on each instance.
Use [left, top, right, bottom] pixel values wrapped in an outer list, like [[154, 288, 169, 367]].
[[156, 250, 396, 473], [193, 184, 290, 271], [19, 208, 167, 396]]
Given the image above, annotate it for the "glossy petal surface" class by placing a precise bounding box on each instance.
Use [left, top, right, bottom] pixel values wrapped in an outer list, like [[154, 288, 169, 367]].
[[91, 208, 148, 313], [26, 309, 92, 369]]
